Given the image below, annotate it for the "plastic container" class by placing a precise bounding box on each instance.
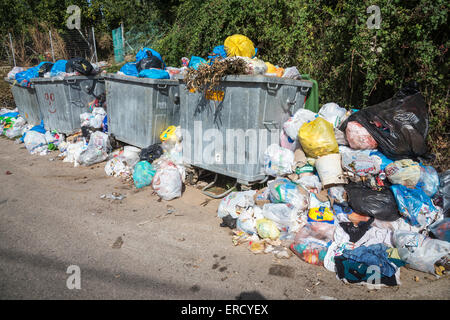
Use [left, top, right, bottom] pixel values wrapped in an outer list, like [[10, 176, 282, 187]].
[[4, 78, 41, 125], [31, 75, 105, 134], [104, 73, 180, 148], [315, 153, 346, 187], [179, 75, 312, 185]]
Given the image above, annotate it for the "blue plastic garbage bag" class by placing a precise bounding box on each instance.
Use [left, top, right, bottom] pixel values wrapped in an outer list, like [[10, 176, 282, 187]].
[[417, 164, 439, 197], [21, 120, 46, 142], [429, 218, 450, 242], [50, 60, 68, 76], [102, 115, 108, 133], [390, 184, 440, 227], [119, 62, 139, 77], [0, 112, 19, 119], [135, 48, 165, 68], [208, 45, 227, 64], [15, 62, 52, 87], [188, 56, 208, 70], [133, 161, 156, 189], [138, 69, 170, 79]]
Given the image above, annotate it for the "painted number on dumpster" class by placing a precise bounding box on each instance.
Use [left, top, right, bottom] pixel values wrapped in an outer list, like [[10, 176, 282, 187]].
[[45, 92, 57, 113]]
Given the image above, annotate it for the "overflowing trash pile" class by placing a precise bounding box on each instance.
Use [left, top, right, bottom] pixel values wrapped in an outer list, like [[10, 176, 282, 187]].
[[8, 57, 106, 87], [184, 34, 304, 91], [2, 34, 449, 289], [118, 47, 184, 80], [217, 82, 450, 287]]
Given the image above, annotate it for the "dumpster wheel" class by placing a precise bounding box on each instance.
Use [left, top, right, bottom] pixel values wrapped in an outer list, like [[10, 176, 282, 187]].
[[201, 173, 238, 199]]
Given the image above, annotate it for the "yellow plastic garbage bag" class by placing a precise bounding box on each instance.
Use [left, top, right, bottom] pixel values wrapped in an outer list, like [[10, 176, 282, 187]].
[[224, 34, 255, 58], [160, 125, 177, 142], [265, 62, 285, 77], [298, 117, 339, 158], [265, 62, 277, 73], [256, 218, 280, 240]]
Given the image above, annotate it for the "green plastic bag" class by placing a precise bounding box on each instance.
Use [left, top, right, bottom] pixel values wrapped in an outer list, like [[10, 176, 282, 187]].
[[133, 161, 156, 189]]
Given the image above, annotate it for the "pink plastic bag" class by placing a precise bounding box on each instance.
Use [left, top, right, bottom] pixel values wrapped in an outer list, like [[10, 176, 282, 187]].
[[345, 121, 378, 149]]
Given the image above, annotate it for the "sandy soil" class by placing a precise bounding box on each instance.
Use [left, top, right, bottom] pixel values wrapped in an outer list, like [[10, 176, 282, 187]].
[[0, 136, 449, 300]]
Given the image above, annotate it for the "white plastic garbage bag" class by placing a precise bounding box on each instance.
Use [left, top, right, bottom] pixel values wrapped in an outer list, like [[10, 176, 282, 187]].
[[236, 206, 264, 235], [152, 161, 183, 201], [8, 67, 24, 79], [282, 67, 301, 79], [24, 131, 47, 154], [283, 109, 317, 140], [393, 230, 450, 275], [5, 117, 26, 139], [268, 178, 309, 212], [91, 107, 107, 128], [263, 144, 295, 176], [217, 190, 256, 219], [63, 141, 86, 166], [296, 175, 322, 193], [79, 131, 111, 166], [318, 103, 347, 128], [280, 129, 299, 151], [341, 150, 381, 177], [262, 203, 301, 234], [104, 158, 130, 177], [241, 57, 267, 75]]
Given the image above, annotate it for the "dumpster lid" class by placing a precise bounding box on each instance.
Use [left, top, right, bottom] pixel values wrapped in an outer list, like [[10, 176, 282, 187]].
[[179, 74, 313, 87], [30, 75, 105, 84], [103, 73, 179, 85]]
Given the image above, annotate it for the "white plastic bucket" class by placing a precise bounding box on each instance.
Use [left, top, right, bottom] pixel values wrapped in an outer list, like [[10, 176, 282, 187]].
[[315, 153, 346, 187]]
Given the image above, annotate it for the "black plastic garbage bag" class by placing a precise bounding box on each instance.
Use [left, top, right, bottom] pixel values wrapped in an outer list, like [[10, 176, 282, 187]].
[[344, 182, 401, 221], [140, 143, 163, 163], [435, 170, 450, 217], [136, 51, 164, 72], [66, 57, 94, 75], [340, 82, 429, 160], [220, 215, 237, 229], [38, 62, 54, 77]]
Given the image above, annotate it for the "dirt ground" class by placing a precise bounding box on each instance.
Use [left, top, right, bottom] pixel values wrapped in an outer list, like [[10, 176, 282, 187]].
[[0, 135, 449, 300]]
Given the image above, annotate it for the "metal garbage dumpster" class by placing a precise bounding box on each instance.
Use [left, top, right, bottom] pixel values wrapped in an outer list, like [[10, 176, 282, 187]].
[[4, 78, 41, 125], [31, 75, 105, 134], [104, 74, 181, 148], [179, 75, 313, 189]]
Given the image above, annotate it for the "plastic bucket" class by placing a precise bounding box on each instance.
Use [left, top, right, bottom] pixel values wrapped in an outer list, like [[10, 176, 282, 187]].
[[315, 153, 346, 187]]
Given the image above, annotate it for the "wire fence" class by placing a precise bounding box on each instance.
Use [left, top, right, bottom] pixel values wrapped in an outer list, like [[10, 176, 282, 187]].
[[112, 21, 166, 63], [1, 26, 99, 68]]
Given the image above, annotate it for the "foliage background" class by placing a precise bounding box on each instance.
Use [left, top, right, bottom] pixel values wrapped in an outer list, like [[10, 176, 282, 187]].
[[0, 0, 448, 168]]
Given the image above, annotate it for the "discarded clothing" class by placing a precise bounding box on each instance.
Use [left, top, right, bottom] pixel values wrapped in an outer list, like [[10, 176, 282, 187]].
[[339, 217, 375, 243], [342, 244, 397, 277], [335, 256, 399, 286]]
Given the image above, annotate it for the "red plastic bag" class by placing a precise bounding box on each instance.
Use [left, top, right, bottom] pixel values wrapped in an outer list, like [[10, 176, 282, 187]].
[[345, 121, 378, 150]]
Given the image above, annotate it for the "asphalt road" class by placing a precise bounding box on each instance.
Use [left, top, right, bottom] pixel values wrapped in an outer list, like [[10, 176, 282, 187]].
[[0, 136, 449, 300]]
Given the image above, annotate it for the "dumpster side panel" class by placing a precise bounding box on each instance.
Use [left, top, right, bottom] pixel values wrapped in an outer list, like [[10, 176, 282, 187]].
[[33, 76, 105, 134], [105, 76, 180, 149], [35, 82, 70, 133], [9, 84, 42, 125], [180, 76, 312, 184]]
